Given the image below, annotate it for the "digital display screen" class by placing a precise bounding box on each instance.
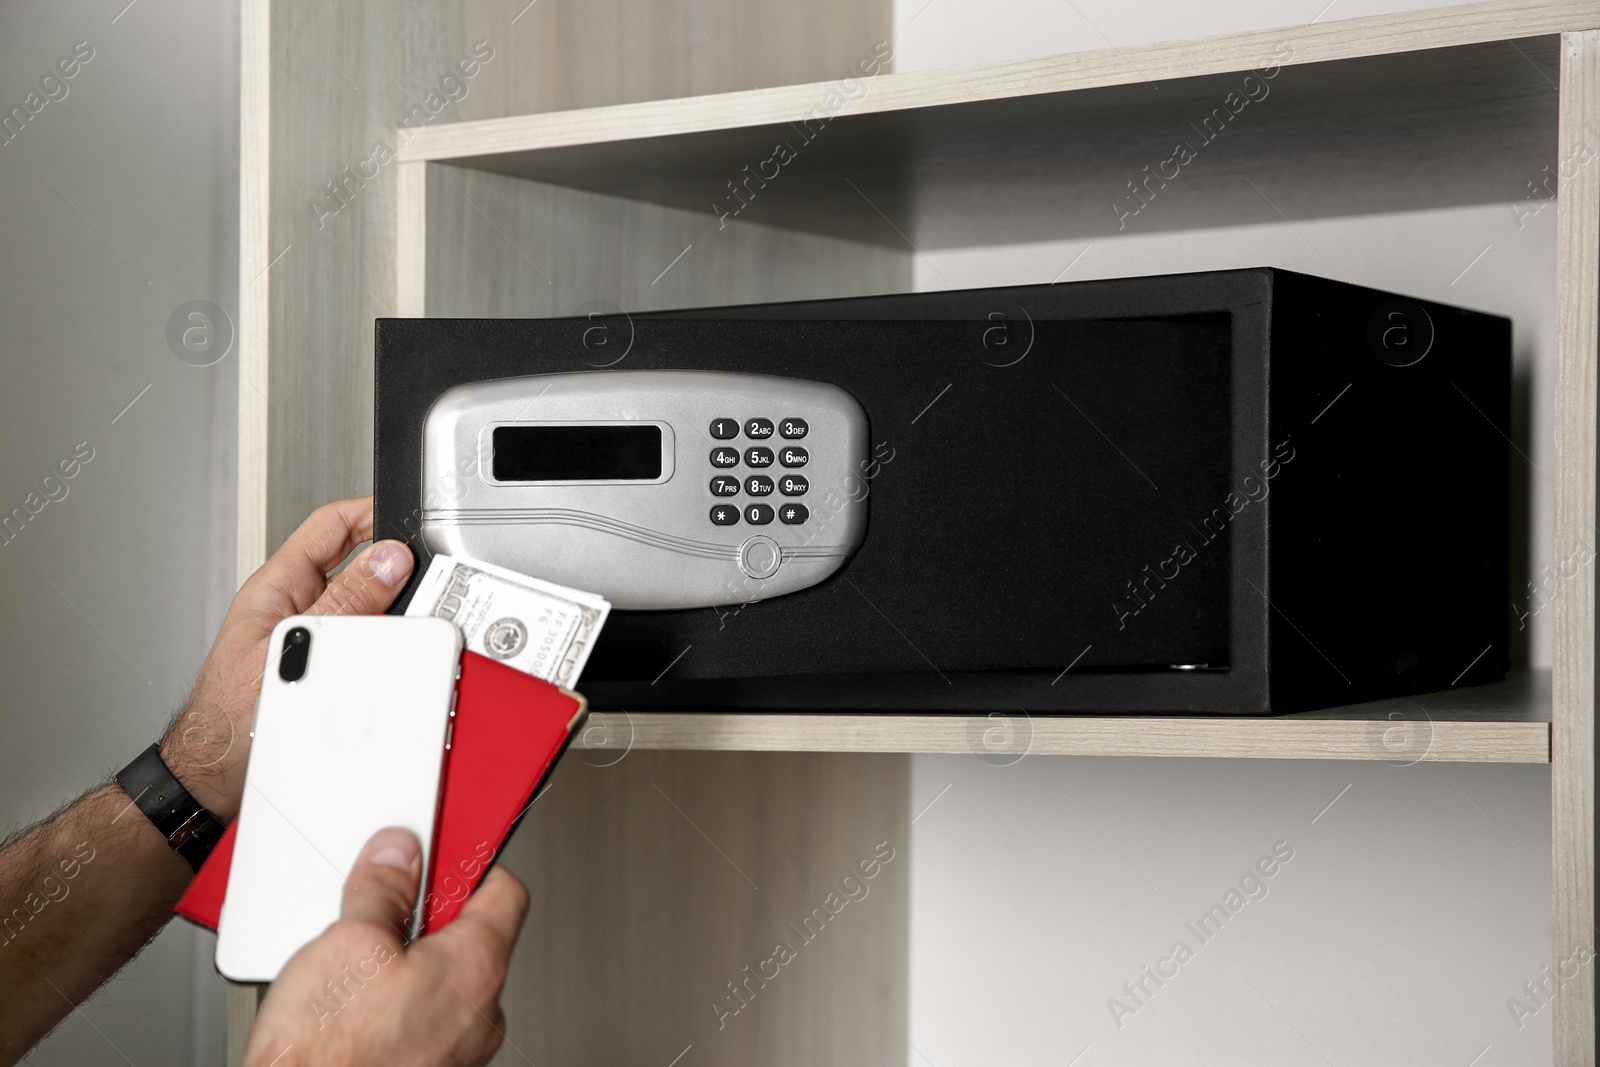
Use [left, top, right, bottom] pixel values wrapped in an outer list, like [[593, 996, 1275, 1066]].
[[492, 424, 663, 481]]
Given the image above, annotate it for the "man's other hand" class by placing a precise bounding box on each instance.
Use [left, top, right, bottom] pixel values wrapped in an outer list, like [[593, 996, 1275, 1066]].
[[242, 828, 528, 1067]]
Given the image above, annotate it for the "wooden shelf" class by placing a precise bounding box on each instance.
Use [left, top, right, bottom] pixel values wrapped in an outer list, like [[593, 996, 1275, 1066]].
[[326, 1, 1600, 1059], [572, 671, 1550, 762], [398, 0, 1573, 247]]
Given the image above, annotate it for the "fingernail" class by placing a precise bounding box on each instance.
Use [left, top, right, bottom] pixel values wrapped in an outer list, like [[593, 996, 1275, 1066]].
[[366, 541, 411, 587], [363, 827, 420, 871]]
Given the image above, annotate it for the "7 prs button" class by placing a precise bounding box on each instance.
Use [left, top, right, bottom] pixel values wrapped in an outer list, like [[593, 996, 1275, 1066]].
[[744, 446, 774, 468], [779, 446, 808, 467], [710, 447, 740, 468], [709, 476, 740, 497]]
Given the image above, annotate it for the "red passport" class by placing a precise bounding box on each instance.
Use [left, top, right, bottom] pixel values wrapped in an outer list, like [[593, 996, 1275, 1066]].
[[176, 650, 586, 935]]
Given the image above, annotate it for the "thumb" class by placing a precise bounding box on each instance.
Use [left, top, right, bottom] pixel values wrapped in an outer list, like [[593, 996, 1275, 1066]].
[[341, 827, 423, 936], [307, 539, 414, 619]]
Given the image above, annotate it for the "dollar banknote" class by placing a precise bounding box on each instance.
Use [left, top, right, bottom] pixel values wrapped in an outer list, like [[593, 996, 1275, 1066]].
[[404, 553, 611, 689]]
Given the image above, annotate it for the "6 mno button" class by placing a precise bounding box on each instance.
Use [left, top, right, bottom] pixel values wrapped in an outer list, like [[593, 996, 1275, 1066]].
[[739, 535, 783, 579]]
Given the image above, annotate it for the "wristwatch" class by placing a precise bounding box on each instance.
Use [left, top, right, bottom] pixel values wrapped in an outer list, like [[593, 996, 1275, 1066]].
[[116, 743, 224, 872]]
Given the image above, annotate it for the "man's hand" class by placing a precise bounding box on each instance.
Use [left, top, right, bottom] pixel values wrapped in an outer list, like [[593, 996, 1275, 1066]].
[[0, 499, 419, 1066], [243, 828, 528, 1067], [160, 497, 413, 821]]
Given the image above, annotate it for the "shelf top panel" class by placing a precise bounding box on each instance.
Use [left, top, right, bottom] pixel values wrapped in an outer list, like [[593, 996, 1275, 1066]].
[[571, 672, 1550, 763], [399, 0, 1574, 248]]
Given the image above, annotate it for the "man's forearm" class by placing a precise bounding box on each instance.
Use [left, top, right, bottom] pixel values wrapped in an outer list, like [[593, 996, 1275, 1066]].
[[0, 781, 190, 1066]]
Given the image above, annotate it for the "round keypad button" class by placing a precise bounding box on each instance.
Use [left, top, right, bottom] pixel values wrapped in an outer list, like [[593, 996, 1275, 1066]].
[[710, 475, 740, 497], [710, 418, 739, 440], [779, 475, 808, 496], [744, 446, 774, 468], [710, 447, 739, 468], [779, 417, 809, 439], [710, 504, 739, 526], [738, 535, 782, 579], [745, 503, 774, 525], [779, 446, 808, 468], [745, 475, 774, 496], [744, 418, 774, 439], [779, 502, 809, 525]]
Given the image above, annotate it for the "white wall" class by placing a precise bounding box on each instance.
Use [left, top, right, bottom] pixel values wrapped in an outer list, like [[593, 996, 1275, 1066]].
[[896, 2, 1556, 1064], [0, 1, 238, 1063]]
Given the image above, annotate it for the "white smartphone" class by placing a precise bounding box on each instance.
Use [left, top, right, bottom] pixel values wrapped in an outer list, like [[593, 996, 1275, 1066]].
[[215, 614, 463, 983]]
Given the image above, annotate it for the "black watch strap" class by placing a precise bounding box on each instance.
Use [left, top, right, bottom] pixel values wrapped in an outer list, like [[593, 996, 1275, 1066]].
[[116, 743, 224, 872]]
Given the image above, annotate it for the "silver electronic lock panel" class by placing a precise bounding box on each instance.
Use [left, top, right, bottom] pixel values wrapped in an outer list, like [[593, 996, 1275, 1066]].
[[421, 370, 869, 609]]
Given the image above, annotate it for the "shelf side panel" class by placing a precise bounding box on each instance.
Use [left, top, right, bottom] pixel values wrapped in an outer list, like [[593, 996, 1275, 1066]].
[[1554, 27, 1600, 1065]]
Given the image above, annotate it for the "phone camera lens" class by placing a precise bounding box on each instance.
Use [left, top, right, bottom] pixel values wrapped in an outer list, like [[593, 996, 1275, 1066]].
[[279, 626, 311, 682]]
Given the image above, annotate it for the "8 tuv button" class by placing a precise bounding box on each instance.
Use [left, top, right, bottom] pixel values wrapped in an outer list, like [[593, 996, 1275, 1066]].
[[745, 475, 774, 496]]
